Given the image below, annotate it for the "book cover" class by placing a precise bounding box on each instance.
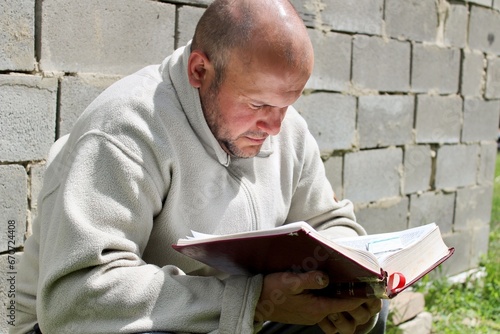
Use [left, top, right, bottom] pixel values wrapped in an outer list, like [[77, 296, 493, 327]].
[[172, 222, 454, 298]]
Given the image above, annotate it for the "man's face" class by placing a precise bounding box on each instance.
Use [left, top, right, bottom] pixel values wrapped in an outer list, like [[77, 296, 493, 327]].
[[199, 50, 311, 159]]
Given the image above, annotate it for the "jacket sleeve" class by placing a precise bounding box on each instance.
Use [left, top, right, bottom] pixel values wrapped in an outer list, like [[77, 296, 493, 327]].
[[33, 132, 262, 333]]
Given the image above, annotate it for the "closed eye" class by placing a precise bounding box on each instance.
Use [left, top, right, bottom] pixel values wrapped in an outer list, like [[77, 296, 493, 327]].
[[250, 103, 264, 110]]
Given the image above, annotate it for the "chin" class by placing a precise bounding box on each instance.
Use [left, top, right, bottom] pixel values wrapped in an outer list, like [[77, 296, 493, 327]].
[[229, 145, 262, 159], [235, 150, 260, 159]]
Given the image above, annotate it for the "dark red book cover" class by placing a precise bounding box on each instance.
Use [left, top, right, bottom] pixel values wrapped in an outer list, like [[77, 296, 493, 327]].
[[172, 223, 454, 298], [173, 225, 387, 297]]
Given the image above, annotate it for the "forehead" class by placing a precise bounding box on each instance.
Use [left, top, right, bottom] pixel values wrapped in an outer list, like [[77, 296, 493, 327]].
[[222, 48, 311, 104]]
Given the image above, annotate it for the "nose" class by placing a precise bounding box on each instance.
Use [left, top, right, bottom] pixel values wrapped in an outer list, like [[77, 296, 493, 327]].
[[256, 106, 287, 135]]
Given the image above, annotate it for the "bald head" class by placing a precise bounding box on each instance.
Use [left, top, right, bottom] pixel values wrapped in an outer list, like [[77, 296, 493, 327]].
[[191, 0, 313, 88]]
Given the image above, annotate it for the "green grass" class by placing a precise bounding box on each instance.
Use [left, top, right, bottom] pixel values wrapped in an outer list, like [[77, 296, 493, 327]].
[[387, 154, 500, 333]]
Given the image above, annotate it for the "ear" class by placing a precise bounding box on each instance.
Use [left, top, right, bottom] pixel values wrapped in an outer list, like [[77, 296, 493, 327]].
[[187, 50, 212, 88]]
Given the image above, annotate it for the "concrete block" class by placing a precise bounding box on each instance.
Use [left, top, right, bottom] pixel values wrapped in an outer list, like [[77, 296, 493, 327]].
[[470, 225, 490, 268], [412, 44, 461, 94], [59, 74, 121, 136], [478, 142, 497, 185], [344, 148, 402, 203], [0, 165, 27, 252], [444, 3, 468, 48], [322, 0, 383, 34], [358, 95, 414, 149], [352, 35, 411, 92], [462, 99, 500, 142], [354, 197, 408, 234], [389, 291, 425, 326], [486, 56, 500, 98], [177, 5, 205, 48], [289, 0, 383, 34], [415, 95, 462, 144], [495, 0, 500, 11], [0, 75, 57, 162], [288, 0, 322, 29], [0, 252, 22, 333], [435, 144, 480, 189], [324, 156, 343, 200], [403, 145, 433, 194], [409, 191, 455, 233], [442, 230, 473, 276], [305, 30, 351, 92], [385, 0, 438, 43], [40, 0, 176, 75], [294, 93, 356, 152], [455, 185, 493, 231], [468, 0, 493, 7], [461, 51, 485, 97], [469, 6, 500, 55], [0, 0, 35, 71], [397, 311, 433, 334]]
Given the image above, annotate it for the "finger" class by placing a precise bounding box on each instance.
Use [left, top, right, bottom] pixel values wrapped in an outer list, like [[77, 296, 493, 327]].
[[344, 304, 371, 326], [365, 298, 383, 316], [282, 271, 329, 294], [343, 299, 382, 326], [330, 312, 356, 334], [318, 317, 339, 334]]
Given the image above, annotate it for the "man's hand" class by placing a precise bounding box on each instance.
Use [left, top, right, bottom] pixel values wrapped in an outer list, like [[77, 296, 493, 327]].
[[317, 297, 382, 334], [255, 271, 382, 334]]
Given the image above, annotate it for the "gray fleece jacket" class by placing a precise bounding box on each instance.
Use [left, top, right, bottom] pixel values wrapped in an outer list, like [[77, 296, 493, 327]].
[[13, 42, 366, 334]]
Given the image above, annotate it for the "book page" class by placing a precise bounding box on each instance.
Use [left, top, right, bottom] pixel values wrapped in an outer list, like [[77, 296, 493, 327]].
[[380, 226, 451, 286], [333, 223, 437, 259]]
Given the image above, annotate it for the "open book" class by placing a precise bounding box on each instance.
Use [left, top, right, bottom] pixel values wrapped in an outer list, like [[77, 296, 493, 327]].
[[172, 222, 454, 298]]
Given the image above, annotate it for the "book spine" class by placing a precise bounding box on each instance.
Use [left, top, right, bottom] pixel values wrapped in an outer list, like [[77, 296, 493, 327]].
[[322, 280, 388, 299]]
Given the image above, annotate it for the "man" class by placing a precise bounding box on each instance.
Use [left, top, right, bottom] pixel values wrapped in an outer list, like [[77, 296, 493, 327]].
[[13, 0, 384, 333]]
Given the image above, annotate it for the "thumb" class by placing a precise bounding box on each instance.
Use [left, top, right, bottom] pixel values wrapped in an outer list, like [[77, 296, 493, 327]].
[[287, 271, 329, 293]]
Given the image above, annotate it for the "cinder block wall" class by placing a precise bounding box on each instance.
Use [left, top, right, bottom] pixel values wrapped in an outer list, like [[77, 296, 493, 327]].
[[1, 0, 499, 330]]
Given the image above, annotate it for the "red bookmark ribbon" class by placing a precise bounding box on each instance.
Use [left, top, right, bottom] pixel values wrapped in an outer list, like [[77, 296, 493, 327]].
[[388, 272, 406, 295]]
